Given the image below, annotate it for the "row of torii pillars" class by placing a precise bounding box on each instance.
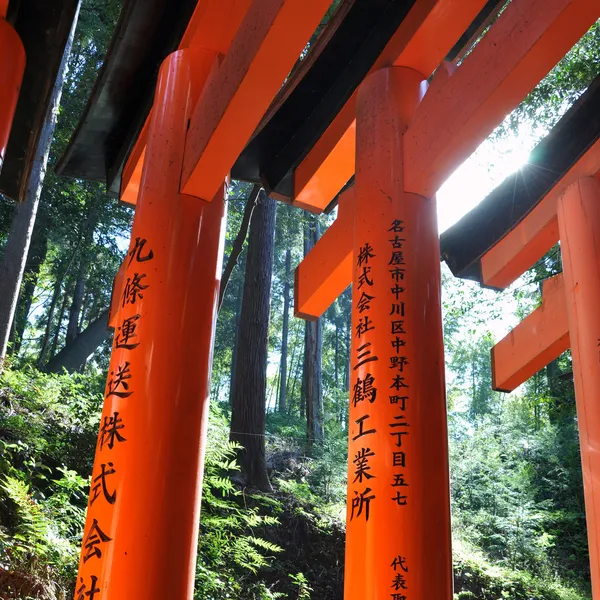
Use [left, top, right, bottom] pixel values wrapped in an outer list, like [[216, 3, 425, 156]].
[[1, 0, 600, 599]]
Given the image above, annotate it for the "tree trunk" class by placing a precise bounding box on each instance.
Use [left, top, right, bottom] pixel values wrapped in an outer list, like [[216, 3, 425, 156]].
[[303, 214, 324, 449], [229, 252, 245, 406], [9, 220, 49, 355], [49, 289, 70, 361], [0, 2, 81, 369], [45, 310, 110, 373], [230, 190, 276, 492], [38, 275, 63, 366], [278, 248, 291, 413], [66, 207, 97, 343]]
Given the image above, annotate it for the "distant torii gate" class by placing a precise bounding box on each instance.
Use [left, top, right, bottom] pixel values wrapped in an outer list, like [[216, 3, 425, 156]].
[[47, 0, 597, 599], [487, 175, 600, 597]]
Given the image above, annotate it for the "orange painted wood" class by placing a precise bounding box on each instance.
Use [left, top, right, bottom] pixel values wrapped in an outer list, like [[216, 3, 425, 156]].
[[482, 139, 600, 289], [345, 67, 452, 600], [120, 0, 251, 203], [120, 126, 147, 205], [0, 18, 25, 170], [558, 177, 600, 599], [491, 274, 569, 392], [293, 0, 486, 212], [76, 48, 228, 598], [294, 187, 354, 320], [0, 1, 8, 19], [404, 0, 599, 198], [107, 258, 127, 329], [181, 0, 331, 201]]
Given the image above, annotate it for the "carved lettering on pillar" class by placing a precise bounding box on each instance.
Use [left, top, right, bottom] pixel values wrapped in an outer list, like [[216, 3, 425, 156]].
[[388, 220, 410, 510], [390, 553, 409, 599], [77, 237, 155, 595], [350, 242, 379, 521]]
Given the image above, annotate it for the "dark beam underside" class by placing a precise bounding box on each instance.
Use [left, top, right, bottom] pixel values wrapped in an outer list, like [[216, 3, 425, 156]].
[[0, 0, 80, 202], [55, 0, 198, 195], [440, 73, 600, 285]]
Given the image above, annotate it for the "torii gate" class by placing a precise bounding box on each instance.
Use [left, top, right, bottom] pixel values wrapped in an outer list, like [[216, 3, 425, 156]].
[[2, 0, 588, 598], [294, 2, 599, 600], [487, 176, 600, 598]]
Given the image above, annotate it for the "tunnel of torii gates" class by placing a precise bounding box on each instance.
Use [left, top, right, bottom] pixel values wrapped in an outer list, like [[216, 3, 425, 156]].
[[3, 0, 600, 598]]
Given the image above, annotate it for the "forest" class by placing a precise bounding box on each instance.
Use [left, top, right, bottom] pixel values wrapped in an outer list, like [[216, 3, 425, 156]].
[[0, 1, 599, 599]]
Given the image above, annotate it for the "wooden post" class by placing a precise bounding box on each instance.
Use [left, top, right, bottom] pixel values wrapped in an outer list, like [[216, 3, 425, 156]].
[[74, 48, 227, 599], [345, 67, 452, 600], [557, 177, 600, 599], [0, 17, 25, 172]]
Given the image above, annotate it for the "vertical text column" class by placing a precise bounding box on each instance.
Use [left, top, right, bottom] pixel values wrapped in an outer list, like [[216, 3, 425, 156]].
[[345, 67, 452, 600], [558, 177, 600, 599]]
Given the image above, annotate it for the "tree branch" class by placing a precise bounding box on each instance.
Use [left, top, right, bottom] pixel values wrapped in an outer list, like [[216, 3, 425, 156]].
[[218, 184, 261, 312]]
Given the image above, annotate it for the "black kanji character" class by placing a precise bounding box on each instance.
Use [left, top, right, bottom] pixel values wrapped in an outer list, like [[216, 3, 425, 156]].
[[392, 451, 406, 467], [389, 302, 405, 316], [83, 518, 112, 563], [391, 337, 406, 353], [389, 220, 405, 233], [76, 575, 100, 600], [90, 462, 117, 506], [128, 237, 154, 266], [388, 251, 405, 266], [392, 473, 408, 487], [353, 373, 377, 406], [389, 235, 405, 249], [106, 362, 133, 398], [389, 356, 408, 371], [100, 412, 127, 450], [356, 315, 375, 338], [391, 284, 405, 299], [358, 266, 374, 289], [389, 395, 408, 409], [356, 291, 375, 313], [391, 320, 406, 334], [391, 573, 408, 590], [354, 342, 378, 370], [357, 242, 376, 267], [389, 267, 406, 281], [390, 374, 409, 390], [391, 555, 409, 572], [351, 487, 375, 521], [122, 273, 149, 307], [390, 431, 409, 447], [391, 491, 408, 506], [353, 447, 375, 483], [115, 314, 141, 350], [352, 414, 377, 441]]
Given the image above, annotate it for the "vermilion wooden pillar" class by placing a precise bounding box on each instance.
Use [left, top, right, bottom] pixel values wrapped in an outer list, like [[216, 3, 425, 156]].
[[345, 67, 452, 600], [74, 48, 227, 599], [557, 177, 600, 598], [0, 17, 25, 172]]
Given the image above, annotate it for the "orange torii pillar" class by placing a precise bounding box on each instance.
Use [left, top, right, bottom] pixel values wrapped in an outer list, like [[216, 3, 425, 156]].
[[489, 176, 600, 597], [0, 10, 25, 173], [345, 67, 452, 600], [73, 49, 227, 599], [558, 177, 600, 597]]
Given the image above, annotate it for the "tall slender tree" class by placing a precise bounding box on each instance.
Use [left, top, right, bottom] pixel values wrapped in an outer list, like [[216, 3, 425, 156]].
[[230, 190, 277, 491], [0, 2, 81, 368], [303, 213, 324, 448], [278, 247, 291, 413]]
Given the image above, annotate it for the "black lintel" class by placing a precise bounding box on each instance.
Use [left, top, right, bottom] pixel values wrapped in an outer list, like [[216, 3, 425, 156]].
[[439, 73, 600, 286], [0, 0, 80, 202], [231, 0, 416, 199], [56, 0, 198, 196]]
